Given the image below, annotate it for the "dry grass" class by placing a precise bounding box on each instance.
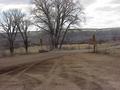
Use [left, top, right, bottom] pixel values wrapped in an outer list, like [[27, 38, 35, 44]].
[[0, 42, 120, 58], [61, 44, 92, 50], [95, 42, 120, 56]]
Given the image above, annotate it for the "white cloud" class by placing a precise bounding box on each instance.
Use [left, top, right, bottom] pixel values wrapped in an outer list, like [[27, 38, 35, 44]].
[[0, 0, 31, 4], [82, 0, 120, 28], [0, 0, 32, 14], [110, 0, 120, 4], [0, 4, 34, 16], [80, 0, 96, 7]]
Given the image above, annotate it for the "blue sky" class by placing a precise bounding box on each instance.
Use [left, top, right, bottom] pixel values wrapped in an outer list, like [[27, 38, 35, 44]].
[[0, 0, 120, 28]]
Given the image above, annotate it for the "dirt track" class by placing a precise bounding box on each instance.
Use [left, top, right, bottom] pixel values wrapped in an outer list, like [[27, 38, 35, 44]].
[[0, 51, 64, 72], [0, 51, 120, 90]]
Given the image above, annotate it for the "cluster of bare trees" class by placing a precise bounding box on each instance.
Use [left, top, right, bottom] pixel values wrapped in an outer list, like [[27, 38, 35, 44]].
[[0, 0, 84, 55], [33, 0, 84, 49], [0, 9, 31, 55]]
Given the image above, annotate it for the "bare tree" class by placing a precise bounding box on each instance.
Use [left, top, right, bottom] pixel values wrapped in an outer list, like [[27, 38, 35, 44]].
[[0, 10, 20, 55], [5, 9, 31, 54], [17, 19, 31, 53], [33, 0, 84, 49]]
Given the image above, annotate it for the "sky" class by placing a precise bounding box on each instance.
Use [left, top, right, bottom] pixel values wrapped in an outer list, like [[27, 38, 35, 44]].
[[0, 0, 120, 28], [81, 0, 120, 28], [0, 0, 32, 13]]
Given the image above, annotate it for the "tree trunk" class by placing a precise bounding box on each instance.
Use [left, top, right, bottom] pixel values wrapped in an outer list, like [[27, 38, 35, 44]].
[[10, 46, 14, 55], [59, 33, 66, 49], [24, 40, 28, 53], [49, 35, 55, 50], [49, 34, 60, 50], [9, 41, 14, 55], [92, 34, 97, 53], [25, 45, 28, 53], [55, 43, 58, 49]]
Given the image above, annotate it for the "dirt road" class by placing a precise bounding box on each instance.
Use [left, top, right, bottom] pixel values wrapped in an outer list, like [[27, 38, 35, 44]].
[[0, 51, 120, 90], [0, 51, 64, 73]]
